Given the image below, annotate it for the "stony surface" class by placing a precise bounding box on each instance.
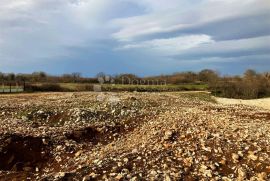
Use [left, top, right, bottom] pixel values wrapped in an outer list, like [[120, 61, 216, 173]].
[[0, 92, 269, 180]]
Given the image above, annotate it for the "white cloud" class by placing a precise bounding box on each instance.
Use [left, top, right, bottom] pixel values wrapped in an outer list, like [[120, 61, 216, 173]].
[[117, 34, 270, 60], [174, 35, 270, 59], [123, 0, 196, 12], [112, 0, 270, 41], [117, 34, 214, 55], [0, 0, 119, 64]]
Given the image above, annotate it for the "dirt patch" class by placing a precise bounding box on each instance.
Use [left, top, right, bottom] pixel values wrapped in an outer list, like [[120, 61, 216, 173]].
[[216, 97, 270, 110], [0, 134, 51, 171], [65, 127, 101, 143]]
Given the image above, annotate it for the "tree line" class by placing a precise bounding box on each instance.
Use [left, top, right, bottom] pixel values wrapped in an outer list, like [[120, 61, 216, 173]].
[[0, 70, 218, 84], [0, 72, 97, 83], [0, 69, 269, 99]]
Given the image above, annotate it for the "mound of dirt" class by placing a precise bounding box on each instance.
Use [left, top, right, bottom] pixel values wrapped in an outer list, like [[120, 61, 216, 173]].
[[0, 134, 50, 171], [65, 127, 100, 143]]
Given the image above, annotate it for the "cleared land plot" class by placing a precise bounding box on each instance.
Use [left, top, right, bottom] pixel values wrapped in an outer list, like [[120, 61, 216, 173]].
[[0, 92, 269, 180]]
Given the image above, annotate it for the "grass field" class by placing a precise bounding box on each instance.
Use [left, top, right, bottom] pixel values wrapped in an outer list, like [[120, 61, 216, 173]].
[[1, 83, 208, 93], [60, 83, 208, 92], [0, 86, 24, 93]]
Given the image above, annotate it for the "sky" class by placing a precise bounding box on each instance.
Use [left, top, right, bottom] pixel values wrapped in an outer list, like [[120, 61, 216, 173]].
[[0, 0, 269, 76]]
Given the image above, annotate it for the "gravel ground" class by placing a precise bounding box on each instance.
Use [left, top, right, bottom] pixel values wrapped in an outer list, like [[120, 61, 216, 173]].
[[0, 92, 269, 181]]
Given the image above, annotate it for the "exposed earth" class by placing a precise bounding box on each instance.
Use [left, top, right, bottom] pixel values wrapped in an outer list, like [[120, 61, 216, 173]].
[[0, 92, 269, 181], [216, 97, 270, 110]]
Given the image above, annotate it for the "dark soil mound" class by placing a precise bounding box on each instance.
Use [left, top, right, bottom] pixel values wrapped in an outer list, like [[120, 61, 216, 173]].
[[0, 134, 50, 171]]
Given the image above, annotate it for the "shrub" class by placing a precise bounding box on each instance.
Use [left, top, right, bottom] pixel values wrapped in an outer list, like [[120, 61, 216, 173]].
[[210, 76, 270, 99], [25, 83, 67, 92]]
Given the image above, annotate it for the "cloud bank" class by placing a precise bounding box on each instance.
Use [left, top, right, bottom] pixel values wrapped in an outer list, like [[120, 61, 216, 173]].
[[0, 0, 269, 75]]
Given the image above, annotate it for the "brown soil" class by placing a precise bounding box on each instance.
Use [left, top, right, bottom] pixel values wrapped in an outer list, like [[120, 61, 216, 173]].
[[0, 92, 269, 180]]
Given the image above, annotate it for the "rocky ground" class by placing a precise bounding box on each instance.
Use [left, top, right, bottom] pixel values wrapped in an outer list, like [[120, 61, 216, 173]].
[[0, 92, 269, 181]]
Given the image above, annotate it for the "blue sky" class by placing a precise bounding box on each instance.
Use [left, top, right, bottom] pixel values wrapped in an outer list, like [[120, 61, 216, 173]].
[[0, 0, 269, 76]]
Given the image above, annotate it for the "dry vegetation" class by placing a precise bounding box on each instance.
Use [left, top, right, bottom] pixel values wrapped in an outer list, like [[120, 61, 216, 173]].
[[1, 69, 270, 99], [0, 92, 269, 180]]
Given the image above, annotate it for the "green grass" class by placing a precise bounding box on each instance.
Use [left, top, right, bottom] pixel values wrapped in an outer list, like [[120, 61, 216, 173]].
[[0, 86, 24, 93], [178, 92, 216, 103], [59, 83, 93, 91], [56, 83, 208, 92]]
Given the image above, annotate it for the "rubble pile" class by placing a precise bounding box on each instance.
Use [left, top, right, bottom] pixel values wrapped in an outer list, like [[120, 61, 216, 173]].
[[0, 92, 269, 180]]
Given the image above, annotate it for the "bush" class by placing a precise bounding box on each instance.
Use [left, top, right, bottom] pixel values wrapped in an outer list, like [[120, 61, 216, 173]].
[[210, 77, 270, 99], [25, 83, 67, 92]]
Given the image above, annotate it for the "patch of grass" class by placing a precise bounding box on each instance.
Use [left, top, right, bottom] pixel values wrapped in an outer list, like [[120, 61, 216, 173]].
[[101, 84, 208, 92], [178, 92, 217, 103], [23, 83, 208, 92], [0, 85, 24, 93], [59, 83, 93, 91]]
